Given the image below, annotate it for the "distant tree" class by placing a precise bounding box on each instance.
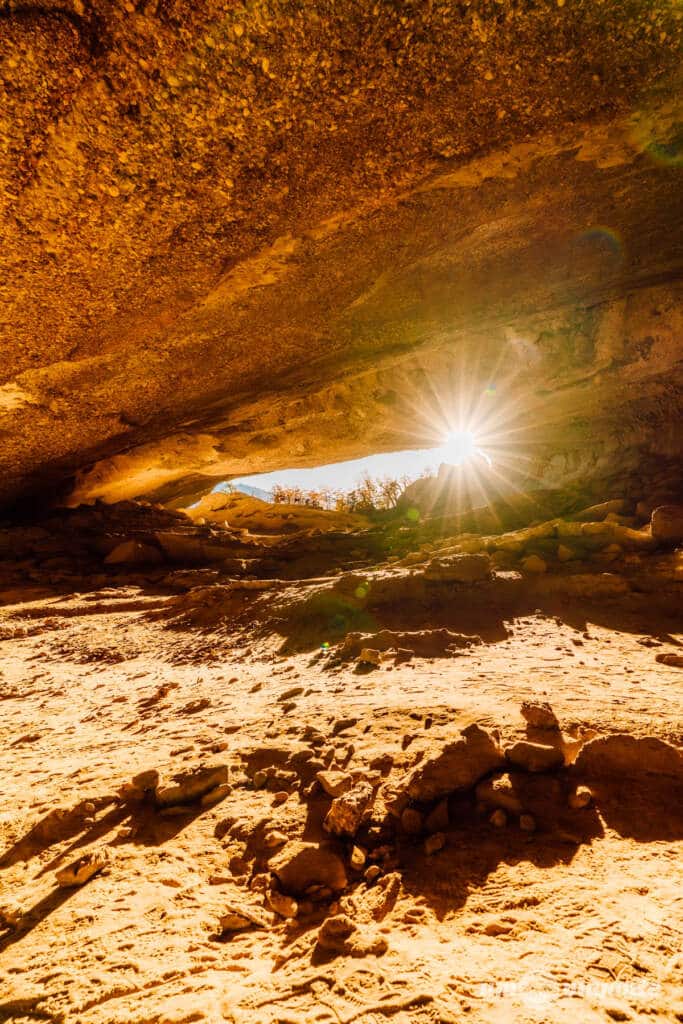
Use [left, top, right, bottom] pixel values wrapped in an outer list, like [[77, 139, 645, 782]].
[[271, 470, 423, 513]]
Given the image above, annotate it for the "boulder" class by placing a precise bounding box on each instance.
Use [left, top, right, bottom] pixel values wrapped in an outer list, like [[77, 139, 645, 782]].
[[556, 520, 587, 538], [316, 770, 354, 797], [651, 505, 683, 542], [154, 764, 228, 807], [505, 741, 564, 773], [269, 840, 348, 896], [358, 648, 384, 667], [574, 735, 683, 781], [656, 652, 683, 668], [350, 845, 366, 870], [324, 782, 374, 837], [604, 512, 637, 527], [520, 554, 547, 573], [581, 522, 612, 536], [400, 723, 504, 802]]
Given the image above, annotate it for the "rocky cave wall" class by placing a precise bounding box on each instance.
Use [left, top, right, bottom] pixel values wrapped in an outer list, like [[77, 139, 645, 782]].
[[0, 0, 682, 511]]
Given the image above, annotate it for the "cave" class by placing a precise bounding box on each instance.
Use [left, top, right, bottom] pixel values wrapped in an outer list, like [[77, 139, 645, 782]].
[[1, 2, 682, 1022]]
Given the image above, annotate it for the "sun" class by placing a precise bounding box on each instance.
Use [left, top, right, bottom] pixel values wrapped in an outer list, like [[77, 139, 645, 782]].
[[440, 429, 477, 465]]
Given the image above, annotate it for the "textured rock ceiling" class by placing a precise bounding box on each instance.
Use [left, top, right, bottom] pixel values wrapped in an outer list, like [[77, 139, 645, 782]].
[[1, 0, 682, 508]]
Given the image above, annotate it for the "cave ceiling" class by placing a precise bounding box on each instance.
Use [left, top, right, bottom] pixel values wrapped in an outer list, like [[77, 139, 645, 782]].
[[1, 0, 682, 508]]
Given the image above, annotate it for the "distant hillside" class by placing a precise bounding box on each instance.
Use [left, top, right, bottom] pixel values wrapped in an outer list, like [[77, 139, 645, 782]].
[[215, 482, 273, 503]]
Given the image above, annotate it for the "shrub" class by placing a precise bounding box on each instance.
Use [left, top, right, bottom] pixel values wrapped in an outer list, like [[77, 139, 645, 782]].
[[271, 471, 422, 512]]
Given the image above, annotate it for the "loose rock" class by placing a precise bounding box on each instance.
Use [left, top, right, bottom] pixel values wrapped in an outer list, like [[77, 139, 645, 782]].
[[324, 782, 374, 837], [316, 770, 353, 797], [155, 764, 229, 808], [269, 841, 348, 896], [475, 772, 523, 814], [220, 901, 272, 932], [655, 653, 683, 668], [505, 741, 564, 773], [56, 851, 108, 888], [568, 786, 593, 809], [520, 701, 559, 731], [350, 845, 366, 870], [201, 783, 231, 807], [266, 889, 298, 918], [264, 830, 288, 849]]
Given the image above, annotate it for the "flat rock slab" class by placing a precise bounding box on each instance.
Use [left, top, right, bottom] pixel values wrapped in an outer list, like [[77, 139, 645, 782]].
[[155, 764, 228, 808]]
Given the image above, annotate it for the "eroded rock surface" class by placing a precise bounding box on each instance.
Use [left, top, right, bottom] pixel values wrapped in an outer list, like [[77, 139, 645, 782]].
[[1, 3, 682, 508]]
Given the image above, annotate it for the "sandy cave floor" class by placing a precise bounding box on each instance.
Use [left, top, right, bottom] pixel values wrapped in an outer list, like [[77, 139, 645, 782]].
[[0, 579, 682, 1024]]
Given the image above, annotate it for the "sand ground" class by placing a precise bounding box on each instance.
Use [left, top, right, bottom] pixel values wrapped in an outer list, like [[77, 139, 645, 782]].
[[1, 575, 682, 1024]]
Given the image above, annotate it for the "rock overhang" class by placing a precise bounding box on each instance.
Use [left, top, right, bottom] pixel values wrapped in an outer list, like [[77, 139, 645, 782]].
[[1, 1, 682, 510]]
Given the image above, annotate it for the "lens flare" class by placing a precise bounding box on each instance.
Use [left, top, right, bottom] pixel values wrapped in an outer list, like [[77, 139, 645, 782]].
[[438, 429, 493, 469], [441, 429, 476, 464], [629, 112, 683, 169], [576, 226, 624, 264]]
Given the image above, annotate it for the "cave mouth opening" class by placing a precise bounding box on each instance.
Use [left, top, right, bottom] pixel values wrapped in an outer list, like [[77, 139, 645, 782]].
[[215, 429, 489, 506]]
